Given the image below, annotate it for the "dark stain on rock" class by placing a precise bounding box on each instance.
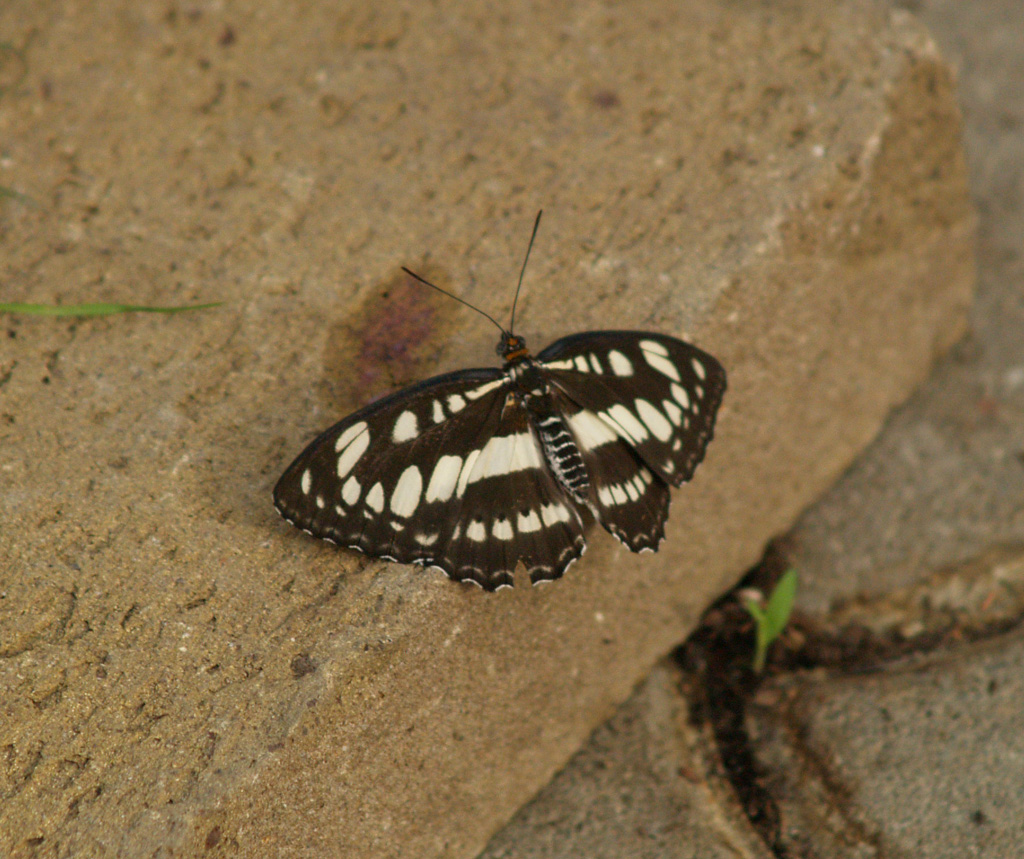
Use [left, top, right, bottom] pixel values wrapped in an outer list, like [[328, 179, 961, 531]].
[[290, 652, 317, 679], [321, 266, 460, 412], [204, 825, 221, 849], [591, 89, 621, 109]]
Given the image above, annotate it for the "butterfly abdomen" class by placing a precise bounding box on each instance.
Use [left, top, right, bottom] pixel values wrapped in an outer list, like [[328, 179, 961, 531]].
[[508, 357, 592, 504], [534, 410, 590, 503]]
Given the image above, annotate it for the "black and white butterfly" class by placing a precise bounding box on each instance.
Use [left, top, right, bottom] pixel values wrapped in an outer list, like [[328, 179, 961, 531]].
[[274, 214, 726, 591]]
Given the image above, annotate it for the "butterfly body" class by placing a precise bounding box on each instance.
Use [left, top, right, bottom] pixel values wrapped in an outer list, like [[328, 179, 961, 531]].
[[274, 326, 725, 591]]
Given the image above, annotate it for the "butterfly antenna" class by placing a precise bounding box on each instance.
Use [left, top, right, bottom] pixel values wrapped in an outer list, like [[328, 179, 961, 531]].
[[509, 210, 542, 335], [401, 266, 506, 335]]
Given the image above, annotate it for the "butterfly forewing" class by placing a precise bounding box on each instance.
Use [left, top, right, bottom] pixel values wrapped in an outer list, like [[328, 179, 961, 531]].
[[273, 366, 588, 590], [274, 367, 505, 558], [539, 331, 726, 488]]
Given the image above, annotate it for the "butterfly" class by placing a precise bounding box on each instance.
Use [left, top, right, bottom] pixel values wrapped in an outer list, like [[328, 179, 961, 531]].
[[273, 213, 726, 591]]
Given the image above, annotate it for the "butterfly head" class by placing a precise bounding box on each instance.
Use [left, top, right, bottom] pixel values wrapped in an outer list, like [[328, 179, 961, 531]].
[[497, 331, 531, 363]]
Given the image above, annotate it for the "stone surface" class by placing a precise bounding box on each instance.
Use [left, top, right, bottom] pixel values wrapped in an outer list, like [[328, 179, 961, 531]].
[[479, 549, 1024, 859], [0, 1, 973, 857], [790, 0, 1024, 615], [479, 662, 771, 859], [751, 624, 1024, 858], [762, 0, 1024, 852]]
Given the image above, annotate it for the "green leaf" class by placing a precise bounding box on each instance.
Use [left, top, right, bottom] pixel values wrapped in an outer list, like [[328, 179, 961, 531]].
[[743, 568, 798, 673], [763, 568, 798, 642], [0, 301, 222, 317]]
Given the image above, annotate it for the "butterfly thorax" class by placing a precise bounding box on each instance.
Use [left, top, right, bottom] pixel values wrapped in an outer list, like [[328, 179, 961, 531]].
[[505, 355, 548, 396]]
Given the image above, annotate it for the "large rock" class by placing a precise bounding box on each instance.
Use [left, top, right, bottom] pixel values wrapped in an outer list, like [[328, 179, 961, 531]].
[[0, 0, 972, 856]]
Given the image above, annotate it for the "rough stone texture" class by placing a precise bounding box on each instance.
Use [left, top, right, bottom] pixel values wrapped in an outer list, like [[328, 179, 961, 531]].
[[790, 0, 1024, 615], [0, 1, 972, 857], [751, 624, 1024, 858], [479, 662, 772, 859]]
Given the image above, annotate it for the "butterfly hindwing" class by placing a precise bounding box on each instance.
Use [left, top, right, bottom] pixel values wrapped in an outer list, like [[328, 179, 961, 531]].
[[435, 403, 586, 589], [548, 389, 671, 551], [538, 331, 726, 487]]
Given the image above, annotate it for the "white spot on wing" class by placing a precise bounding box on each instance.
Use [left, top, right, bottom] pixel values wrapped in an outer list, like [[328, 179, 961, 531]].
[[416, 532, 438, 546], [467, 432, 542, 484], [390, 465, 423, 517], [642, 348, 681, 382], [568, 409, 619, 451], [540, 503, 571, 526], [574, 355, 590, 373], [392, 410, 419, 443], [640, 339, 669, 356], [588, 354, 603, 374], [315, 495, 325, 509], [608, 350, 633, 376], [635, 399, 673, 442], [517, 510, 542, 533], [336, 427, 371, 478], [447, 394, 466, 413], [662, 399, 683, 426], [455, 449, 482, 497], [602, 404, 650, 444], [432, 400, 445, 424], [334, 421, 369, 453], [671, 383, 690, 409], [342, 475, 361, 505], [492, 519, 514, 540], [301, 469, 312, 495], [464, 379, 504, 400], [366, 482, 385, 514], [467, 520, 487, 542], [425, 454, 463, 503], [692, 357, 706, 380], [542, 359, 575, 371]]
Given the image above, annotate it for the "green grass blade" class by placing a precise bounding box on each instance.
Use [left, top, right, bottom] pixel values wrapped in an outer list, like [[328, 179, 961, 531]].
[[743, 569, 798, 673], [763, 569, 798, 642], [0, 301, 222, 317]]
